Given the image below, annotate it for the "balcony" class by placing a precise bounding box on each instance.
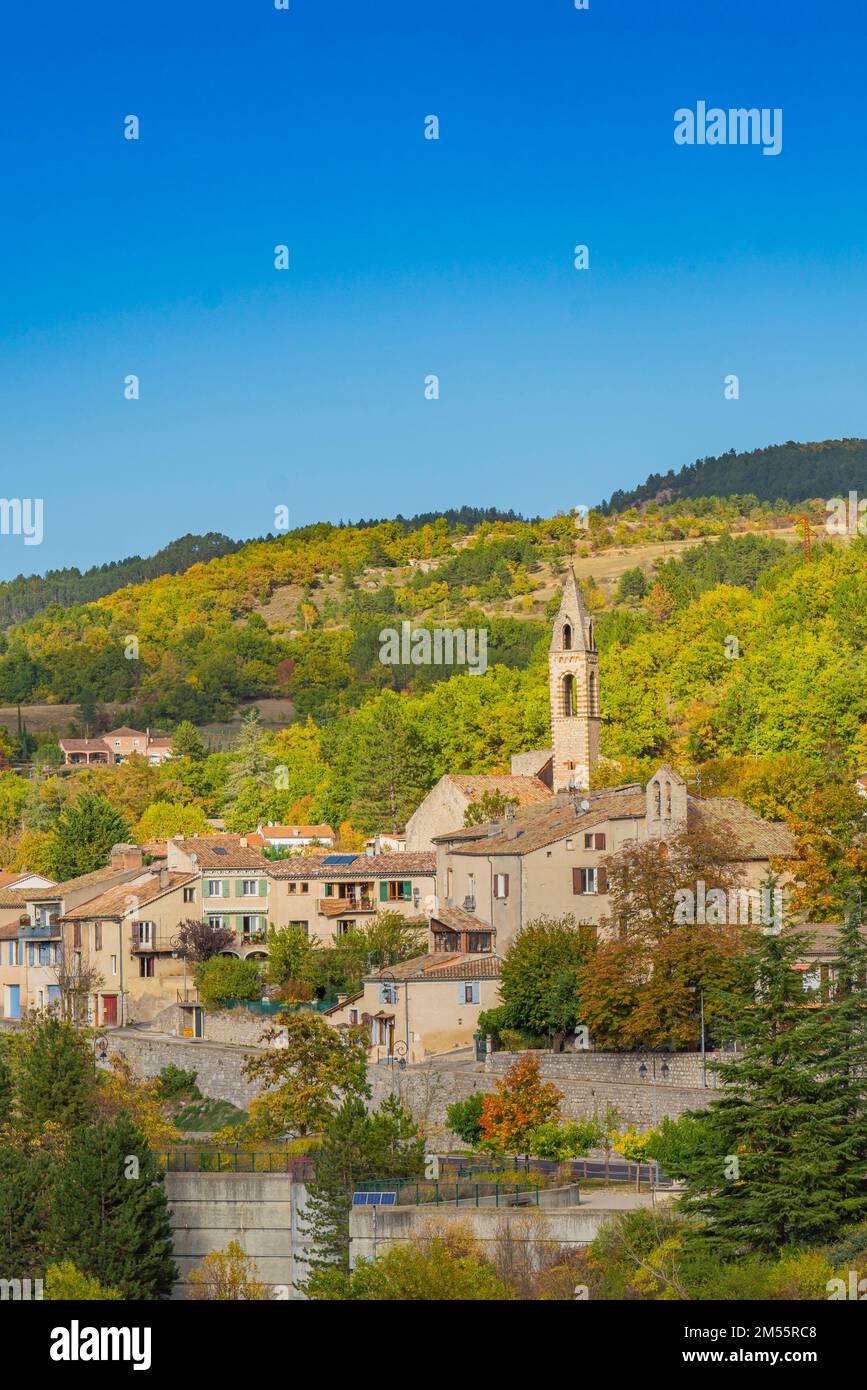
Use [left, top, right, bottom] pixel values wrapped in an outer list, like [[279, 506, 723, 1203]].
[[130, 929, 177, 954], [20, 916, 62, 939], [462, 896, 476, 913], [318, 896, 375, 920]]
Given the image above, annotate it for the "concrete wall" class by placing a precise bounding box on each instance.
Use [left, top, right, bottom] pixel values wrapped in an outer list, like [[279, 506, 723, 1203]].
[[166, 1172, 310, 1299], [350, 1199, 616, 1266]]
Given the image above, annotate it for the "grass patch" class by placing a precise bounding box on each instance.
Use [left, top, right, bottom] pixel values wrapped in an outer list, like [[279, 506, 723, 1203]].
[[175, 1098, 246, 1132]]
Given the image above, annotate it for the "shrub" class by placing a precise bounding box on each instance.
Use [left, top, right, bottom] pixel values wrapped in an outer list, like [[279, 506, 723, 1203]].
[[446, 1093, 485, 1147], [156, 1065, 201, 1100], [196, 956, 262, 1009]]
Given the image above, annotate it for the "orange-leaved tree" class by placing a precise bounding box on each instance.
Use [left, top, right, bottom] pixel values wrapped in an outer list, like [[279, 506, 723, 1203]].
[[479, 1053, 563, 1161]]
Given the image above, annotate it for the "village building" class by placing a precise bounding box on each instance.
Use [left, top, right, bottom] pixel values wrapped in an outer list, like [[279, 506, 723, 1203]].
[[267, 852, 436, 944], [0, 849, 148, 1020], [325, 952, 502, 1063], [59, 726, 173, 766], [60, 866, 199, 1025], [165, 836, 271, 956], [245, 822, 335, 852]]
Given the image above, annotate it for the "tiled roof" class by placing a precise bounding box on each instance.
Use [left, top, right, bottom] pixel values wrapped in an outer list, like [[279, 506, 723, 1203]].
[[687, 799, 794, 860], [58, 738, 110, 752], [25, 866, 138, 902], [171, 836, 270, 871], [431, 906, 494, 934], [789, 922, 867, 958], [62, 872, 197, 921], [446, 774, 552, 805], [365, 951, 502, 982], [268, 852, 436, 881], [253, 824, 335, 840], [434, 784, 795, 861], [0, 888, 29, 909], [435, 788, 646, 856]]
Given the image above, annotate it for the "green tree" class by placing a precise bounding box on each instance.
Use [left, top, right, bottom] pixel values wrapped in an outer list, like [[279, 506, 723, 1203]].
[[679, 894, 867, 1252], [242, 1012, 370, 1139], [529, 1119, 602, 1161], [171, 719, 207, 761], [195, 955, 262, 1009], [50, 1114, 176, 1299], [224, 708, 272, 803], [331, 1230, 514, 1301], [497, 915, 596, 1048], [0, 1143, 53, 1278], [44, 1260, 122, 1300], [15, 1018, 95, 1130], [49, 792, 132, 880], [446, 1093, 485, 1147], [264, 925, 321, 993], [348, 692, 428, 833], [301, 1095, 425, 1295], [463, 790, 519, 827]]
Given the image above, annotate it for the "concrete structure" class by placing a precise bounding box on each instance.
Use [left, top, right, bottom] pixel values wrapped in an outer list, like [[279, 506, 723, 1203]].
[[326, 952, 502, 1063], [166, 1172, 311, 1298]]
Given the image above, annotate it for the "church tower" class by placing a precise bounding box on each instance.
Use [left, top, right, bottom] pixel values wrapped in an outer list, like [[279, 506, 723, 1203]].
[[549, 568, 600, 792]]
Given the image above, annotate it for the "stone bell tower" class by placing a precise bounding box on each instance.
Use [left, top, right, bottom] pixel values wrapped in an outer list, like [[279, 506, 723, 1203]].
[[549, 568, 601, 792]]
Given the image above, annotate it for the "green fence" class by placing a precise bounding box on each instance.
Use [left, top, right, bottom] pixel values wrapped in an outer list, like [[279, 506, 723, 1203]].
[[214, 998, 337, 1015], [355, 1176, 542, 1207], [158, 1150, 296, 1173]]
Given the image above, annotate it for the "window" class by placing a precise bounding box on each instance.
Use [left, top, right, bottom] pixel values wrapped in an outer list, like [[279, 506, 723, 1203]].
[[563, 622, 572, 650], [241, 879, 258, 896], [288, 882, 297, 894], [573, 867, 608, 895], [289, 921, 309, 935], [380, 983, 398, 1005], [114, 739, 121, 747], [94, 923, 102, 951], [183, 886, 195, 903], [204, 879, 226, 898], [589, 671, 597, 716], [461, 982, 481, 1004], [562, 674, 576, 717], [468, 932, 492, 953], [654, 783, 661, 816], [299, 882, 309, 894], [73, 924, 82, 949], [467, 874, 475, 903], [134, 921, 154, 948], [584, 833, 606, 850], [241, 916, 264, 938], [446, 868, 453, 900], [139, 956, 155, 978], [349, 1009, 358, 1025], [132, 738, 140, 747], [565, 838, 574, 851], [110, 955, 118, 976], [493, 873, 509, 900]]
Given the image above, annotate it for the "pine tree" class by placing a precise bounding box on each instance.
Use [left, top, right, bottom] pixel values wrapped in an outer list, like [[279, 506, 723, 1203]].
[[0, 1040, 12, 1124], [0, 1144, 53, 1279], [300, 1095, 424, 1296], [50, 1114, 177, 1299], [49, 791, 132, 880], [171, 719, 207, 761], [680, 892, 867, 1253], [349, 692, 427, 833], [15, 1018, 95, 1130], [224, 708, 271, 801]]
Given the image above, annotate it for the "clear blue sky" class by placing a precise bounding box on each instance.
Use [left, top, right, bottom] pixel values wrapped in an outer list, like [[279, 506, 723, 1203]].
[[1, 0, 865, 578]]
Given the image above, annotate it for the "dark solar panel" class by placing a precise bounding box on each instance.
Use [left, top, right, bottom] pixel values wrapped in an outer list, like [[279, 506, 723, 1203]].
[[324, 854, 358, 865]]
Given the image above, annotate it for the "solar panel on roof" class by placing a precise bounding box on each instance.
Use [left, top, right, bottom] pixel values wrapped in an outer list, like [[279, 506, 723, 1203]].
[[211, 846, 228, 855], [323, 854, 358, 865], [352, 1190, 397, 1206]]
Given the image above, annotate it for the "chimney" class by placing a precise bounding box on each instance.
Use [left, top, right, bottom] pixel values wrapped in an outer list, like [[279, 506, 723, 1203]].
[[337, 993, 348, 1006], [110, 843, 143, 872], [159, 867, 169, 889]]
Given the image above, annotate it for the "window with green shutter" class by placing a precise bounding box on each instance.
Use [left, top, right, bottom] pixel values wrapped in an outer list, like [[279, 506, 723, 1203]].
[[379, 881, 388, 902]]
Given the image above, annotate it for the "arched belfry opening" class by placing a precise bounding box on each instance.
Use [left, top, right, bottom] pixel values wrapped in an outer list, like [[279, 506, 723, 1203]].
[[563, 622, 572, 651], [562, 674, 576, 717]]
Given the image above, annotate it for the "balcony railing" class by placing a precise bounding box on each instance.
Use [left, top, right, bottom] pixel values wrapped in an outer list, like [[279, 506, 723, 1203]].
[[19, 918, 62, 939], [130, 930, 177, 954]]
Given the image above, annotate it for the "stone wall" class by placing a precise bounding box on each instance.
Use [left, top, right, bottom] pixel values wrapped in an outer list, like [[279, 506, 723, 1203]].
[[486, 1049, 722, 1088], [103, 1032, 265, 1110]]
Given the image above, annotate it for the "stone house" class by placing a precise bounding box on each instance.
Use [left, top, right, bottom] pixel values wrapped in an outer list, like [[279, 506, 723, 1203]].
[[266, 852, 436, 945]]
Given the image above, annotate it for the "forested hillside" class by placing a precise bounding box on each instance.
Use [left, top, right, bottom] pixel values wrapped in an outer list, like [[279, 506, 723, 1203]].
[[601, 438, 867, 513], [0, 495, 803, 725]]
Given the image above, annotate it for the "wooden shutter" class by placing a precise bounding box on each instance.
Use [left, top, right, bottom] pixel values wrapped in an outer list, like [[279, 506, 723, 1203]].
[[572, 868, 584, 895], [502, 873, 509, 899], [598, 866, 608, 893], [259, 879, 268, 897], [380, 881, 389, 902], [594, 833, 605, 850], [234, 879, 243, 897], [222, 880, 230, 898]]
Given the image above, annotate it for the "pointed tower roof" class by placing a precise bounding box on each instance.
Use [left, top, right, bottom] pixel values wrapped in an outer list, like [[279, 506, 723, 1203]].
[[550, 567, 594, 652]]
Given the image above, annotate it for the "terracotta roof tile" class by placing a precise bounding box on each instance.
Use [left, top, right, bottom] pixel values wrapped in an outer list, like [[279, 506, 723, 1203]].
[[366, 951, 502, 982], [269, 852, 435, 881], [62, 872, 197, 921]]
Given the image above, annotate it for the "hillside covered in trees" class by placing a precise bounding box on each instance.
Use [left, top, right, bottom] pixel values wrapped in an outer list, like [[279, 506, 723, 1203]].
[[0, 494, 806, 726], [600, 438, 867, 513]]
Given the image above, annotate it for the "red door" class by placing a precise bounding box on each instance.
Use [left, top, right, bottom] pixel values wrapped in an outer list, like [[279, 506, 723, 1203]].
[[102, 995, 118, 1026]]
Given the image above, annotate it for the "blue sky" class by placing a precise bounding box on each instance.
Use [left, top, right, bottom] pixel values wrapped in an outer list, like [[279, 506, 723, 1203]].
[[1, 0, 865, 577]]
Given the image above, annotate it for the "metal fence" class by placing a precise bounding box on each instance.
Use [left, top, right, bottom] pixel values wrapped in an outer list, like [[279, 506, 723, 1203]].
[[355, 1176, 543, 1207], [157, 1149, 296, 1173], [214, 998, 336, 1015]]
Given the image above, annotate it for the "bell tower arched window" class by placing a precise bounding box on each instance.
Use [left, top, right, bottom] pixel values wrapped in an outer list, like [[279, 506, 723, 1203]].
[[562, 622, 572, 651], [654, 782, 661, 816], [562, 674, 576, 717]]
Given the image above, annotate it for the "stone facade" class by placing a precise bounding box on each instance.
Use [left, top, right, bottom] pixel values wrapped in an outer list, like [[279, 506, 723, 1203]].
[[549, 568, 600, 792]]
